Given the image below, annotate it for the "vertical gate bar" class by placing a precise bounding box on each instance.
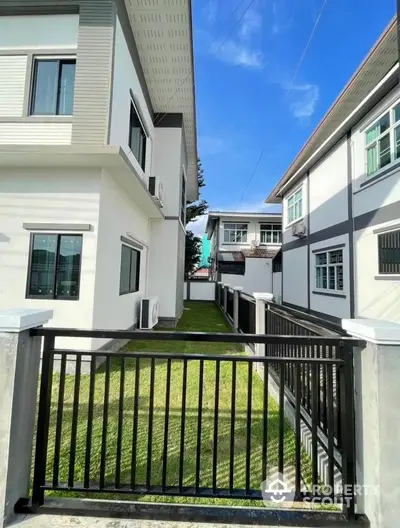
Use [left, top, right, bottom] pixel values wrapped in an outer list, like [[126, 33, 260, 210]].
[[212, 360, 220, 494], [322, 346, 328, 434], [162, 358, 172, 492], [179, 359, 187, 493], [178, 359, 188, 492], [195, 360, 204, 492], [245, 361, 252, 494], [335, 345, 342, 448], [115, 357, 125, 489], [32, 335, 55, 506], [130, 357, 140, 490], [52, 352, 66, 488], [229, 361, 236, 493], [100, 356, 111, 490], [327, 356, 335, 493], [295, 362, 301, 497], [311, 361, 319, 488], [68, 354, 81, 488], [84, 355, 96, 489], [278, 362, 285, 475], [339, 343, 356, 519], [262, 359, 269, 483], [146, 357, 156, 489]]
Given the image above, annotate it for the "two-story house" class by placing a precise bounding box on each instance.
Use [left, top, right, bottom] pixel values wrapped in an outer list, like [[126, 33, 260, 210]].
[[0, 0, 198, 349], [206, 211, 282, 296], [266, 18, 400, 324]]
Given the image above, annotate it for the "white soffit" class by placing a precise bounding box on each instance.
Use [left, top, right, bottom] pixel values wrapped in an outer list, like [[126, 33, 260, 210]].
[[124, 0, 197, 197]]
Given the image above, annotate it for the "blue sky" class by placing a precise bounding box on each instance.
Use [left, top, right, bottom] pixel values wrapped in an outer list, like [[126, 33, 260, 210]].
[[189, 0, 395, 234]]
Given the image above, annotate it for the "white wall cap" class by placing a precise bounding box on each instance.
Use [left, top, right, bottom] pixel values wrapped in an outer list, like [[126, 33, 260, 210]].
[[232, 286, 244, 291], [0, 309, 53, 333], [253, 292, 274, 301], [217, 282, 224, 285], [223, 283, 231, 288], [342, 318, 400, 345]]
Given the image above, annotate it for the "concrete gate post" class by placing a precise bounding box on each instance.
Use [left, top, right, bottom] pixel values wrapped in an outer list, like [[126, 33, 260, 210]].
[[0, 309, 52, 527], [342, 318, 400, 528], [253, 292, 273, 357], [232, 286, 243, 330]]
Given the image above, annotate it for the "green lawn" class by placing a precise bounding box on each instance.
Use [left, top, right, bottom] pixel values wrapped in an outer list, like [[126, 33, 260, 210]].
[[45, 301, 312, 506]]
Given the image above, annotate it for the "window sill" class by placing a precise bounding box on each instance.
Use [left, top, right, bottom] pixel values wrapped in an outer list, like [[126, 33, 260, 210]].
[[312, 290, 346, 299], [375, 275, 400, 281], [26, 296, 79, 301], [286, 217, 305, 229], [119, 290, 140, 296], [357, 159, 400, 192], [260, 243, 282, 246], [221, 242, 250, 246], [1, 116, 73, 124]]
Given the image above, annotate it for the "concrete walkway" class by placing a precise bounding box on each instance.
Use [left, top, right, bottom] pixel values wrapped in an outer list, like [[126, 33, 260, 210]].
[[9, 516, 282, 528]]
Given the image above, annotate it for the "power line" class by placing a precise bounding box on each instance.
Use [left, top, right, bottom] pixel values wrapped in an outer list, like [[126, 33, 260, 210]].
[[286, 0, 329, 96], [154, 0, 257, 127], [234, 150, 264, 212], [234, 0, 328, 211]]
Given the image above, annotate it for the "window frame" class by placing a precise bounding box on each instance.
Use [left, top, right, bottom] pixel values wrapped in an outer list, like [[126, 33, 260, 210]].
[[29, 56, 77, 116], [314, 249, 344, 293], [377, 228, 400, 275], [26, 232, 83, 300], [286, 186, 303, 226], [119, 243, 141, 295], [365, 100, 400, 180], [180, 171, 186, 226], [128, 98, 147, 172], [223, 222, 248, 244], [260, 223, 282, 244]]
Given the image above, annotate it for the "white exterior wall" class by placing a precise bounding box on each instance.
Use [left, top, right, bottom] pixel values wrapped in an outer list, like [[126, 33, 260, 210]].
[[272, 272, 282, 303], [186, 282, 215, 301], [351, 84, 400, 323], [309, 234, 351, 319], [92, 171, 149, 345], [282, 246, 308, 307], [109, 15, 154, 180], [309, 138, 348, 232], [0, 167, 100, 350], [222, 258, 273, 296], [0, 14, 78, 145]]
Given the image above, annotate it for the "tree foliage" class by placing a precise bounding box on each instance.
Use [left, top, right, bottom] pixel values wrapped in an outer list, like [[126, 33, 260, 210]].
[[185, 159, 208, 277]]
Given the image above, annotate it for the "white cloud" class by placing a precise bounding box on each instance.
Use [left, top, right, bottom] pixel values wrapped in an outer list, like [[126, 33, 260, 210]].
[[203, 0, 217, 25], [288, 83, 320, 118], [239, 8, 262, 40], [212, 39, 264, 68], [187, 215, 208, 237]]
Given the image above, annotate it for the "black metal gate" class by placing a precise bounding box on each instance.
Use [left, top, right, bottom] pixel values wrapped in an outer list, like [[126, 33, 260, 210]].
[[28, 329, 359, 519]]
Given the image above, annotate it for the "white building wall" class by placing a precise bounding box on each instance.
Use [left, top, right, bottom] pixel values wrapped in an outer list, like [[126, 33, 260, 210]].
[[0, 167, 100, 350], [309, 234, 351, 319], [222, 258, 273, 296], [109, 15, 154, 180], [219, 217, 281, 251], [147, 219, 179, 320], [282, 246, 308, 308], [92, 171, 149, 345], [0, 14, 79, 49], [0, 14, 78, 146], [272, 272, 282, 303], [309, 138, 348, 233]]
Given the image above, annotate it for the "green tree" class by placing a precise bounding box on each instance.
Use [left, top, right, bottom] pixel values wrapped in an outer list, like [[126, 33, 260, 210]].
[[185, 159, 208, 277]]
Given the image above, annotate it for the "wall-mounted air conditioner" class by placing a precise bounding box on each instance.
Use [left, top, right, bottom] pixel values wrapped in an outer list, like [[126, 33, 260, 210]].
[[148, 176, 164, 207], [292, 221, 307, 238], [140, 296, 159, 329], [251, 239, 260, 248]]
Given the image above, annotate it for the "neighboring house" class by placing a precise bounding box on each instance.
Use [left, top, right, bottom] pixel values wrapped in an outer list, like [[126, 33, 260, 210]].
[[206, 211, 282, 295], [266, 18, 400, 324], [0, 1, 198, 349]]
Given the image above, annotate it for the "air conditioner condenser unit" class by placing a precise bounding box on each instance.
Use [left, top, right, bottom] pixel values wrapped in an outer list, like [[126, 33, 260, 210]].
[[140, 296, 159, 329]]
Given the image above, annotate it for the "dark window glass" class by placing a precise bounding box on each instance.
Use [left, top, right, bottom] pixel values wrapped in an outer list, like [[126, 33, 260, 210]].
[[31, 59, 76, 116], [181, 173, 186, 224], [378, 229, 400, 275], [27, 234, 82, 299], [129, 103, 147, 171], [120, 244, 141, 295]]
